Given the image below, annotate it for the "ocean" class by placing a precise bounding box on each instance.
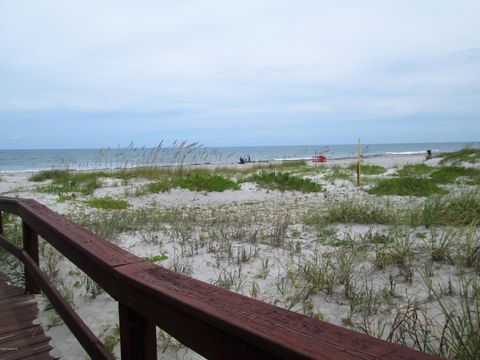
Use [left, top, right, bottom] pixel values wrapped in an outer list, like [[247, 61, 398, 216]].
[[0, 142, 478, 173]]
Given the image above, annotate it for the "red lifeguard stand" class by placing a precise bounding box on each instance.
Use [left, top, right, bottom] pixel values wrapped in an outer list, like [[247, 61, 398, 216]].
[[312, 155, 327, 163]]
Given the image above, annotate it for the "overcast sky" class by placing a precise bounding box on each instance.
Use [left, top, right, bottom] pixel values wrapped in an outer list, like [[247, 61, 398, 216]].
[[1, 0, 479, 149]]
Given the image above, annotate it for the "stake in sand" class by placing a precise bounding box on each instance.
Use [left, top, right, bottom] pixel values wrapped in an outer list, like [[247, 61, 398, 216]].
[[357, 138, 361, 186]]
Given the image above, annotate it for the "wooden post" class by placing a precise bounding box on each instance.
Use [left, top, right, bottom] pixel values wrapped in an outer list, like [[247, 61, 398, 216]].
[[357, 138, 361, 186], [22, 221, 41, 294], [119, 303, 157, 360]]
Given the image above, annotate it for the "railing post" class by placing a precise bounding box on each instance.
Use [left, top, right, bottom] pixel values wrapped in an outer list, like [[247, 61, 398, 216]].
[[0, 210, 3, 234], [119, 303, 157, 360], [22, 221, 40, 294]]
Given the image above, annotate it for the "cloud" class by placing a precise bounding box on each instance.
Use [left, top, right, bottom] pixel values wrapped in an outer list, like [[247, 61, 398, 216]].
[[0, 1, 479, 147]]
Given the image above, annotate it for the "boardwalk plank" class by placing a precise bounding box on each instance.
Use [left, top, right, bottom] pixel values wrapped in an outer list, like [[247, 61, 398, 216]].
[[0, 273, 55, 360]]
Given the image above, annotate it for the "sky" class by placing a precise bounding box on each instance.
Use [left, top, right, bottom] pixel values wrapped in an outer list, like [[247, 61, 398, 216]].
[[1, 0, 479, 149]]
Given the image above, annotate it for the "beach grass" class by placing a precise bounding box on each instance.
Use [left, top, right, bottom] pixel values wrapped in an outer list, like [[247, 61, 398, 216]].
[[368, 177, 448, 196], [247, 170, 322, 192], [396, 163, 433, 177], [305, 190, 480, 227], [85, 197, 129, 210], [324, 165, 352, 181], [348, 163, 387, 175], [439, 148, 480, 164], [144, 173, 240, 193], [430, 166, 480, 184], [178, 173, 240, 192], [33, 171, 108, 195], [409, 190, 480, 227], [315, 198, 401, 225]]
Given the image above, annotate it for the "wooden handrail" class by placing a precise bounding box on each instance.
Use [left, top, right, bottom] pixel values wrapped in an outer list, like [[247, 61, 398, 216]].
[[0, 196, 438, 359], [0, 233, 115, 360]]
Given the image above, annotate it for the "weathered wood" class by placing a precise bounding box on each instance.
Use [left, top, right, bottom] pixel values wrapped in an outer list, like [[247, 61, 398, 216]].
[[0, 272, 55, 360], [119, 303, 157, 360], [22, 221, 40, 294], [0, 234, 115, 360]]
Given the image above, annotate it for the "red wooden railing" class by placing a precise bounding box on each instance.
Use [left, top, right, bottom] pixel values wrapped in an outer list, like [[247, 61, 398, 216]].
[[0, 196, 437, 359]]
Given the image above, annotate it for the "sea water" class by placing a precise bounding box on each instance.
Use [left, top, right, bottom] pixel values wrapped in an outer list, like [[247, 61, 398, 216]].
[[0, 142, 478, 172]]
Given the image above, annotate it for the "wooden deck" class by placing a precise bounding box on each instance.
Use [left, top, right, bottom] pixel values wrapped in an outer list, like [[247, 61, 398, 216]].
[[0, 272, 55, 360]]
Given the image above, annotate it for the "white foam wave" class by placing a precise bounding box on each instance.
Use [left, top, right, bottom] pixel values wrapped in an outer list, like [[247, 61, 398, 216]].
[[385, 150, 439, 155]]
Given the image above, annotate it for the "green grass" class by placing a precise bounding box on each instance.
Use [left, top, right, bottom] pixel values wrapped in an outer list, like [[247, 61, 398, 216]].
[[324, 165, 352, 181], [29, 169, 71, 182], [393, 164, 479, 188], [348, 164, 387, 175], [247, 171, 322, 192], [308, 191, 480, 226], [368, 177, 448, 197], [177, 174, 240, 192], [409, 190, 480, 227], [145, 181, 174, 193], [31, 167, 243, 195], [250, 160, 307, 171], [439, 148, 480, 165], [316, 199, 401, 225], [145, 174, 240, 193], [144, 254, 168, 262], [85, 197, 129, 210], [430, 166, 480, 184], [396, 164, 433, 177], [33, 170, 109, 195]]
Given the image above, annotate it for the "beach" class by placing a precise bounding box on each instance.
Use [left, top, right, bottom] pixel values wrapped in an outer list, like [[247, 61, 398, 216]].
[[0, 151, 479, 359]]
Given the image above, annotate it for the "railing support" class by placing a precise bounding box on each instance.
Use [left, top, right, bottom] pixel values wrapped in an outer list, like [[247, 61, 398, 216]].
[[119, 303, 157, 360], [22, 221, 40, 294]]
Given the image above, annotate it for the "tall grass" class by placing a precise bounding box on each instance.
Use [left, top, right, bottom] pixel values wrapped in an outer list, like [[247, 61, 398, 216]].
[[409, 191, 480, 227], [309, 191, 480, 227]]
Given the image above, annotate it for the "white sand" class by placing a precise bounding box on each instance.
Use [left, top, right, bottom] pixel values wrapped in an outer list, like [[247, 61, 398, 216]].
[[0, 153, 478, 359]]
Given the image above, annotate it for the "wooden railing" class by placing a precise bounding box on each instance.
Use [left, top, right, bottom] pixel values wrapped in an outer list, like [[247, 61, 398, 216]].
[[0, 196, 437, 359]]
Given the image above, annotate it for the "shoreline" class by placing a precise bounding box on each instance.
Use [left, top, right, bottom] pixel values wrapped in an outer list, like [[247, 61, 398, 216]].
[[0, 152, 435, 175]]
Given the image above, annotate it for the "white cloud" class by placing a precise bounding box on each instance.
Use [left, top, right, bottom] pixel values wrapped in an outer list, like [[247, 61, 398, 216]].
[[0, 0, 479, 146]]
